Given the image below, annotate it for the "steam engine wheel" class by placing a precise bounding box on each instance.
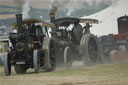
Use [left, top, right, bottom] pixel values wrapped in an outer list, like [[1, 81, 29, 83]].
[[80, 34, 98, 66], [43, 38, 56, 71], [4, 52, 11, 76], [33, 50, 40, 73], [14, 64, 27, 74], [64, 47, 73, 68]]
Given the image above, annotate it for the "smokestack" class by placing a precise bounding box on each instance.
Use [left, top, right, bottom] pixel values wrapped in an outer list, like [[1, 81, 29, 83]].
[[49, 13, 56, 23], [16, 14, 23, 33], [49, 6, 57, 23]]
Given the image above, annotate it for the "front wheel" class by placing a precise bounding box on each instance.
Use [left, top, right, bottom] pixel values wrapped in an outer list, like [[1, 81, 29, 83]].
[[64, 47, 72, 68], [33, 50, 40, 73], [14, 64, 27, 74], [4, 52, 11, 76]]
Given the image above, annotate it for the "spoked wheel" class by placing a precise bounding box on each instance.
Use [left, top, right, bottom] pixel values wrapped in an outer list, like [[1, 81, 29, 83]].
[[33, 50, 40, 73], [64, 47, 72, 68], [109, 50, 120, 64], [43, 38, 56, 71], [14, 64, 27, 74], [80, 34, 98, 66], [4, 52, 11, 76]]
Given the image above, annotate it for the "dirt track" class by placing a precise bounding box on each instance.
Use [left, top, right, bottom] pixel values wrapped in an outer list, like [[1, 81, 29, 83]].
[[0, 63, 128, 85]]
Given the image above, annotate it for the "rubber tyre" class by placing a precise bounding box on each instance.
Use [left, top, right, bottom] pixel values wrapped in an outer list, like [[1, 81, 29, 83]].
[[4, 52, 11, 76], [33, 50, 40, 73]]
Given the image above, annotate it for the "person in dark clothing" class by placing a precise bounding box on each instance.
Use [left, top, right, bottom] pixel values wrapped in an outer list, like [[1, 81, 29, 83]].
[[83, 23, 90, 34]]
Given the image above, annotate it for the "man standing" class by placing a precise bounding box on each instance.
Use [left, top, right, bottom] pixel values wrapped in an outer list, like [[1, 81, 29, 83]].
[[83, 23, 90, 34]]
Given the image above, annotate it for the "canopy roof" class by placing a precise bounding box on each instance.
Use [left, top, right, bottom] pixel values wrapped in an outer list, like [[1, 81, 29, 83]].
[[13, 19, 55, 29], [54, 18, 99, 26]]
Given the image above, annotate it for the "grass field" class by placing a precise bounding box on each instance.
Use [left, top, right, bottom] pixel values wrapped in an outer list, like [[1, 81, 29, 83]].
[[0, 64, 128, 85]]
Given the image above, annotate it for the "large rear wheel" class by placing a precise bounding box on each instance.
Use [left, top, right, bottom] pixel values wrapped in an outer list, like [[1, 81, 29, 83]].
[[80, 34, 98, 66]]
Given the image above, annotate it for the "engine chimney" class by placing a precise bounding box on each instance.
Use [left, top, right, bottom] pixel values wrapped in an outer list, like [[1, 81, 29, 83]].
[[49, 6, 57, 23], [16, 14, 23, 33], [49, 13, 56, 23]]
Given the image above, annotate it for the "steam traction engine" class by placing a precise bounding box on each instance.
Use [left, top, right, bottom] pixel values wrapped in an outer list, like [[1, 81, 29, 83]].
[[4, 14, 55, 76], [49, 13, 99, 68]]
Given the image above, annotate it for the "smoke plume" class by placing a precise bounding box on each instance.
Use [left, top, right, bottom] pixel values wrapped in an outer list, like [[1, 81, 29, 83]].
[[13, 0, 31, 19], [50, 0, 70, 14], [50, 0, 118, 16], [22, 0, 31, 19]]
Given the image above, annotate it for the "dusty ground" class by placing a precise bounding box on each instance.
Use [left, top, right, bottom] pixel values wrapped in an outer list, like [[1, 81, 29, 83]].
[[0, 63, 128, 85]]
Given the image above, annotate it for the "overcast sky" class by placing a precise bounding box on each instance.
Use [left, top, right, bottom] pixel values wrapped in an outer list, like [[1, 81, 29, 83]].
[[0, 0, 116, 9], [0, 0, 51, 9]]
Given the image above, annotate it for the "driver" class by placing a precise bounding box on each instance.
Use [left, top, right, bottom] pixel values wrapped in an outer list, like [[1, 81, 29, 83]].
[[83, 23, 90, 34]]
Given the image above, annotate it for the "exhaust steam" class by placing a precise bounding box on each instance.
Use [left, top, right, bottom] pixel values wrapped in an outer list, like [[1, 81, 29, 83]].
[[13, 0, 31, 19], [22, 0, 31, 19], [49, 0, 119, 16]]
